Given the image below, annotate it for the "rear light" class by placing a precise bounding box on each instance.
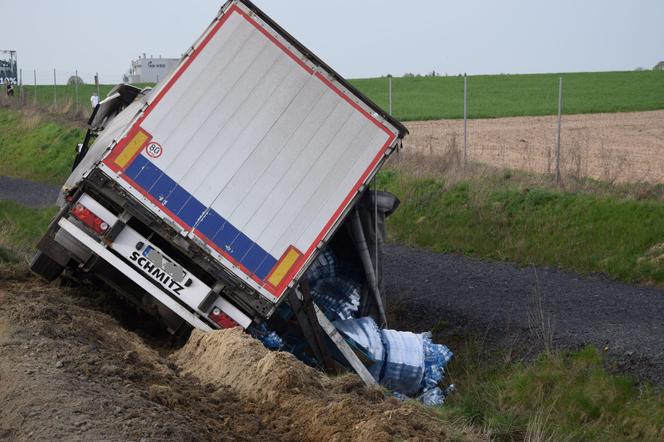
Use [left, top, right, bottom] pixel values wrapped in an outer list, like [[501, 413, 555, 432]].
[[209, 308, 239, 329], [71, 203, 110, 235]]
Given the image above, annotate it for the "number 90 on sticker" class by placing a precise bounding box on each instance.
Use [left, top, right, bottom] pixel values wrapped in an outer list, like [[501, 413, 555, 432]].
[[145, 142, 163, 159]]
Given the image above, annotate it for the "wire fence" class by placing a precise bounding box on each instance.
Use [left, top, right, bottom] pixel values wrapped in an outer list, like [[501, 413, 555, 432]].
[[0, 69, 127, 118], [1, 68, 662, 185], [381, 75, 664, 185]]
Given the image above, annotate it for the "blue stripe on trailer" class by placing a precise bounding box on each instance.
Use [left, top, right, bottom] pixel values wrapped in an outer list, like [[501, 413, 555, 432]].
[[125, 155, 278, 280], [150, 173, 178, 203], [242, 245, 270, 277], [133, 158, 163, 191], [164, 185, 191, 214], [255, 254, 278, 280], [228, 232, 252, 262], [177, 197, 206, 227], [124, 154, 148, 181], [196, 210, 225, 239], [213, 222, 240, 251]]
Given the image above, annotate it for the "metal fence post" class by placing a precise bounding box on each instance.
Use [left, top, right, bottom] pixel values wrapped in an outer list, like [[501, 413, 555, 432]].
[[555, 77, 563, 184], [95, 72, 100, 97], [75, 69, 79, 112], [33, 69, 37, 106], [463, 74, 468, 165], [388, 75, 393, 115], [53, 68, 57, 108], [19, 68, 23, 103]]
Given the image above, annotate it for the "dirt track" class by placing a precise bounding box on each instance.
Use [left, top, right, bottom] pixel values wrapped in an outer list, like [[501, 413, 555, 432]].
[[405, 110, 664, 183], [384, 244, 664, 385], [0, 267, 476, 442]]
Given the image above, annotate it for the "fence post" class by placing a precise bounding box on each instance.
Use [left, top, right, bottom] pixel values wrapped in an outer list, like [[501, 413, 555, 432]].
[[33, 69, 37, 106], [95, 72, 100, 97], [555, 77, 563, 184], [388, 75, 393, 115], [75, 69, 79, 113], [19, 68, 23, 103], [53, 68, 57, 108], [463, 74, 468, 165]]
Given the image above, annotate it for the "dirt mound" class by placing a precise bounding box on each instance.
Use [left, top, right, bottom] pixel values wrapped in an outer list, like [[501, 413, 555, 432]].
[[175, 329, 476, 441], [0, 268, 480, 441], [0, 272, 279, 441]]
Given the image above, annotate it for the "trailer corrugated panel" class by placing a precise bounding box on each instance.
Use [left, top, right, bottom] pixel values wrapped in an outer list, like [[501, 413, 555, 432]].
[[100, 0, 402, 302]]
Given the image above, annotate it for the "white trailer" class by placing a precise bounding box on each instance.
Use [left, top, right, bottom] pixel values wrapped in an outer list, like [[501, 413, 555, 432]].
[[32, 0, 407, 335]]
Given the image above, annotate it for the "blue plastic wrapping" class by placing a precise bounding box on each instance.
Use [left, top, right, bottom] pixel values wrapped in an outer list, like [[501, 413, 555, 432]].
[[418, 387, 445, 406], [307, 248, 362, 322], [380, 329, 425, 396], [249, 323, 285, 350], [421, 332, 453, 390], [333, 317, 385, 379], [310, 278, 360, 321], [330, 317, 454, 405]]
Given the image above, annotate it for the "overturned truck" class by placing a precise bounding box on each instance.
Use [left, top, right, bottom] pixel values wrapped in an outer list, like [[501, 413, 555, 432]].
[[31, 0, 451, 399]]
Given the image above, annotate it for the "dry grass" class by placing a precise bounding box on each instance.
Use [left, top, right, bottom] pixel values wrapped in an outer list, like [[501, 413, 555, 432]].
[[0, 93, 89, 126]]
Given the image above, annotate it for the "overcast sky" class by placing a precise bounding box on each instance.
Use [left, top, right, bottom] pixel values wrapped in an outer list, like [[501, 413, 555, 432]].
[[1, 0, 663, 83]]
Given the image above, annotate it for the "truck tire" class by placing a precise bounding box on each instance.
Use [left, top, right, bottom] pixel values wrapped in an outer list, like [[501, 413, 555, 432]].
[[30, 251, 64, 282]]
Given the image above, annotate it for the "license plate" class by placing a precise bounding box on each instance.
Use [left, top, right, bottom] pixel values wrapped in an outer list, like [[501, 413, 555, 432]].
[[142, 245, 186, 283]]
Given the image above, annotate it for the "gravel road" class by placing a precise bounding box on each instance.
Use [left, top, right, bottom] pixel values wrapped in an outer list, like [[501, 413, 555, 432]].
[[0, 176, 60, 208], [384, 244, 664, 384]]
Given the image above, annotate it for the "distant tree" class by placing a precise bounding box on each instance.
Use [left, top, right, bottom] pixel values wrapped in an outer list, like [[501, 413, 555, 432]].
[[634, 67, 645, 71], [67, 75, 85, 85], [402, 73, 415, 78], [654, 61, 664, 71]]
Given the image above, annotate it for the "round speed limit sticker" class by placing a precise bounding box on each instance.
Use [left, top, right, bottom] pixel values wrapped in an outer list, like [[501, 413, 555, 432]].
[[145, 142, 163, 159]]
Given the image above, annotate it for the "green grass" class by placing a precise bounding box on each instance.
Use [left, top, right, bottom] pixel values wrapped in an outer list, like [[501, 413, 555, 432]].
[[0, 201, 57, 262], [351, 70, 664, 121], [0, 108, 82, 184], [379, 170, 664, 285], [440, 343, 664, 441]]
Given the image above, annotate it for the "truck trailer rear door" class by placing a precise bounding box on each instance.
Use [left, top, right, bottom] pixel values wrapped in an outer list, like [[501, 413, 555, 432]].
[[99, 0, 405, 305]]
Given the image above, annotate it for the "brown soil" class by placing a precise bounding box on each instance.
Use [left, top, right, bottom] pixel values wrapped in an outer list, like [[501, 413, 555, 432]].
[[0, 266, 480, 441], [404, 110, 664, 184], [174, 329, 474, 442]]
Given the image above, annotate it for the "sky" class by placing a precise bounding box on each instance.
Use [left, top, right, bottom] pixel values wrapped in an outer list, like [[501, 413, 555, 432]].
[[1, 0, 663, 83]]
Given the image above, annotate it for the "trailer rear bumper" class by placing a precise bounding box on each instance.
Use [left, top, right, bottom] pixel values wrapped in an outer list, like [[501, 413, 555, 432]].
[[58, 217, 214, 331]]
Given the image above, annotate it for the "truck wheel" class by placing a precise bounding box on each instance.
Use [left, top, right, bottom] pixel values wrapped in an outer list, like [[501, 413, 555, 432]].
[[30, 251, 64, 282]]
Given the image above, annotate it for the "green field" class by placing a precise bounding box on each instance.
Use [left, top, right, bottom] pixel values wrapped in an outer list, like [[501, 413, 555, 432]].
[[351, 70, 664, 120]]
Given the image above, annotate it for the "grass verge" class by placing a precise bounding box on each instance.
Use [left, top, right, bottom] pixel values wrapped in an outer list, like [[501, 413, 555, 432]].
[[0, 107, 82, 184], [439, 341, 664, 441], [0, 201, 57, 263], [379, 165, 664, 285]]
